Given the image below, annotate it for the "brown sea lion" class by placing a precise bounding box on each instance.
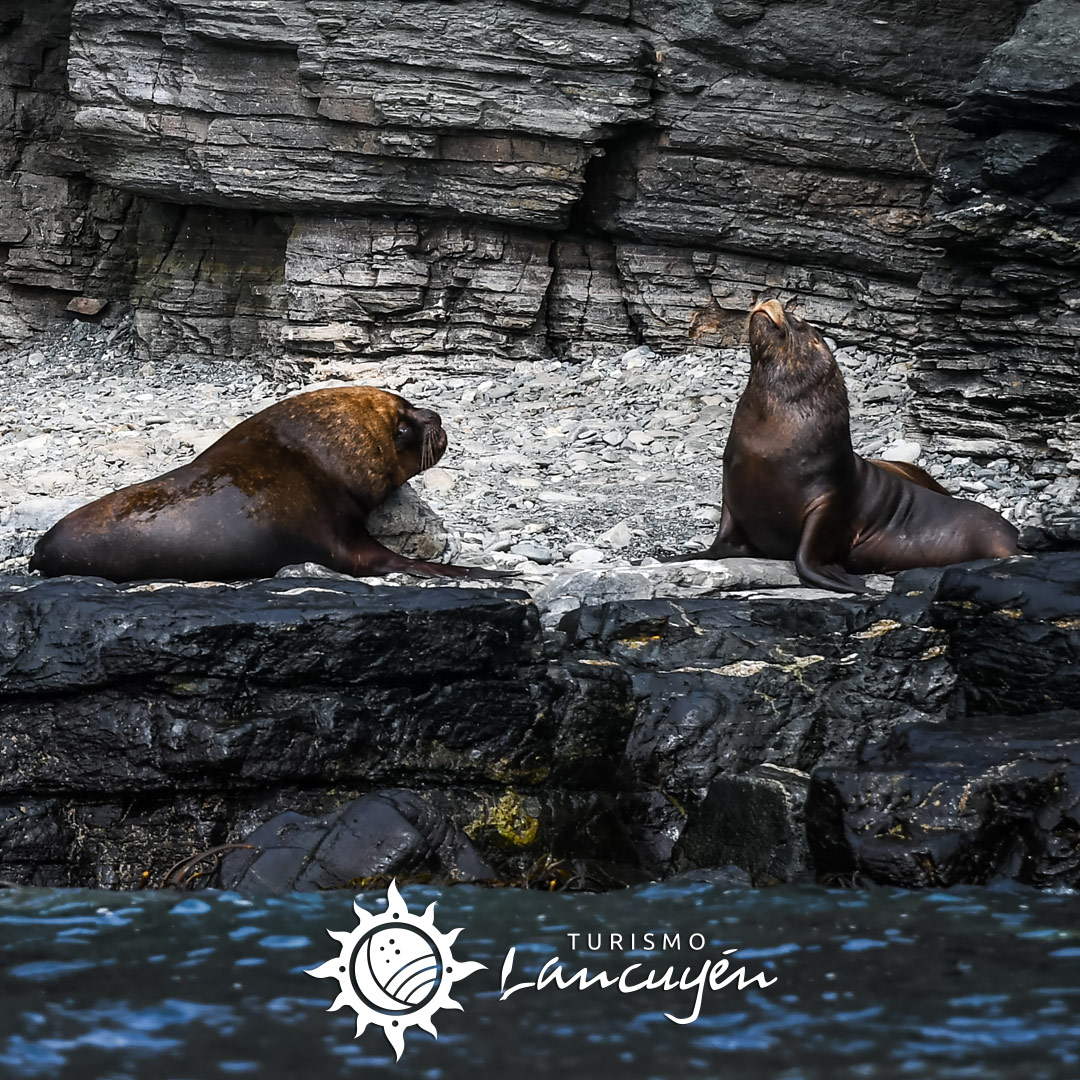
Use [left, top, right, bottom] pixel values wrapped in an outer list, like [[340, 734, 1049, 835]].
[[665, 300, 1018, 593], [30, 386, 493, 583]]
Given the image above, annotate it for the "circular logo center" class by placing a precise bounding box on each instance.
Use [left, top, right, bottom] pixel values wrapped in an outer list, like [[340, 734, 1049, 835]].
[[349, 923, 443, 1016]]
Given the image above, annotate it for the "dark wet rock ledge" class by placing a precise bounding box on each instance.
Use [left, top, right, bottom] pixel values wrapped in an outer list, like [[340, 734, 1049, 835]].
[[0, 554, 1077, 893]]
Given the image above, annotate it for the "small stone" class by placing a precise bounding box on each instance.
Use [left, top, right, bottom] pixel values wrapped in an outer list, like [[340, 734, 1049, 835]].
[[509, 541, 554, 564], [879, 440, 922, 464], [24, 469, 77, 495], [621, 345, 655, 365], [421, 467, 456, 493], [101, 438, 148, 462], [568, 547, 605, 565], [5, 495, 85, 532], [9, 434, 52, 454], [66, 297, 108, 316], [862, 384, 904, 404], [173, 429, 220, 455], [598, 521, 632, 550]]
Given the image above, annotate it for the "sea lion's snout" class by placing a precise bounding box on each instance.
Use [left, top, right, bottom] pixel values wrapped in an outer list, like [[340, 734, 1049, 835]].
[[748, 299, 791, 361], [750, 299, 787, 328], [410, 406, 447, 470]]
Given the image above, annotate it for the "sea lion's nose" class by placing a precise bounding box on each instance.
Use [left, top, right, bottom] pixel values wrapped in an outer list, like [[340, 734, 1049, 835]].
[[750, 298, 787, 327], [417, 409, 441, 426]]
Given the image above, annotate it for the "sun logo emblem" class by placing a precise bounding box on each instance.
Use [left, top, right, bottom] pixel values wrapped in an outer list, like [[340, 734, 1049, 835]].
[[306, 880, 486, 1060]]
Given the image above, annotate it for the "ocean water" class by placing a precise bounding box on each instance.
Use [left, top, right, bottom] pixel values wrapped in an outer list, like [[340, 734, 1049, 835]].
[[0, 880, 1076, 1080]]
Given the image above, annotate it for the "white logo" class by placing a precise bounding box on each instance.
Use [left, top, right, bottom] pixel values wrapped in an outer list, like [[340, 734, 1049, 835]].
[[306, 880, 485, 1060]]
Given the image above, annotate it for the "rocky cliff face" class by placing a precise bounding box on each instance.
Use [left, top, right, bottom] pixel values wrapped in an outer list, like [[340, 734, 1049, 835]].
[[0, 0, 1077, 467], [0, 0, 140, 339]]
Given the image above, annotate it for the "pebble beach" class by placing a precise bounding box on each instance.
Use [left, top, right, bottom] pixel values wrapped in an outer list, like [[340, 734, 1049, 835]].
[[0, 313, 1070, 592]]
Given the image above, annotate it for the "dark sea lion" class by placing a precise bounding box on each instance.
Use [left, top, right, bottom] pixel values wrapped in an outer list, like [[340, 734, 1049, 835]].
[[666, 300, 1019, 593], [30, 386, 492, 583]]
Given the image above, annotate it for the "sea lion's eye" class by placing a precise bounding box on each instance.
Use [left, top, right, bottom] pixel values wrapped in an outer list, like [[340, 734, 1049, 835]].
[[395, 421, 411, 441]]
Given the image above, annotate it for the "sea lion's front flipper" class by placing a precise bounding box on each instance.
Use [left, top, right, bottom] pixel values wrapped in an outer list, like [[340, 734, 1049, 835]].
[[337, 536, 514, 580], [657, 541, 755, 564], [407, 560, 515, 581], [794, 502, 867, 594], [657, 501, 757, 563]]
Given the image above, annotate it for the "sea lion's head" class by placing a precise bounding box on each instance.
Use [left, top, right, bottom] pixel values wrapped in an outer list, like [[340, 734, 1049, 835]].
[[747, 299, 837, 378], [348, 387, 448, 487], [388, 395, 448, 485], [248, 387, 448, 503]]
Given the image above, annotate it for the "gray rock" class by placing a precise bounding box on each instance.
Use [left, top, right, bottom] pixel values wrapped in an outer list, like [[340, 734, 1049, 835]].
[[2, 552, 1080, 890], [567, 546, 605, 565], [509, 541, 555, 564], [879, 440, 922, 464], [2, 496, 85, 535], [366, 483, 456, 562], [598, 520, 632, 550], [531, 558, 809, 620]]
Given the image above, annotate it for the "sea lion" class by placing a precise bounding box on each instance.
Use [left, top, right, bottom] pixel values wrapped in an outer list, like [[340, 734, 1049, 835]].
[[30, 386, 492, 583], [665, 300, 1018, 592]]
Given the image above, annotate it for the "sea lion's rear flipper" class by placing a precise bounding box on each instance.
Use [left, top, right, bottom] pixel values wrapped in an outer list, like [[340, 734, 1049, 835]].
[[795, 502, 868, 594]]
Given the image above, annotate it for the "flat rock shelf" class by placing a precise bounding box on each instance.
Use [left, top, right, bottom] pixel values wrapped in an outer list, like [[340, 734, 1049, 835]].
[[1, 553, 1077, 892]]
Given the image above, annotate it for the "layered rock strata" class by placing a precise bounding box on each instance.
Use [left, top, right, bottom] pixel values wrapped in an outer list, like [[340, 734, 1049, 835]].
[[1, 0, 1076, 467]]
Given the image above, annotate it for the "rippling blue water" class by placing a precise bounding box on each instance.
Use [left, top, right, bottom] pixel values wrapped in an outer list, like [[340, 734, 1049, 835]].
[[0, 880, 1076, 1079]]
